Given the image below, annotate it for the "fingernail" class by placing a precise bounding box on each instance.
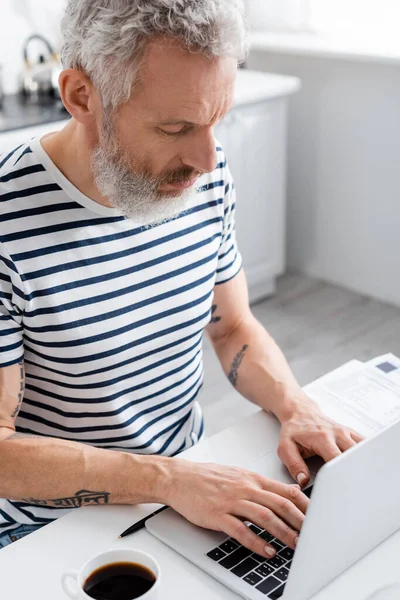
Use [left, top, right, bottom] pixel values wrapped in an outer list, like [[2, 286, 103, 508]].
[[265, 546, 276, 558], [297, 473, 307, 486], [294, 536, 299, 546]]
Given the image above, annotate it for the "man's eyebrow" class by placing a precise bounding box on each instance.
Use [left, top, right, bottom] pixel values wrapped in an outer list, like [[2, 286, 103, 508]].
[[157, 119, 198, 126]]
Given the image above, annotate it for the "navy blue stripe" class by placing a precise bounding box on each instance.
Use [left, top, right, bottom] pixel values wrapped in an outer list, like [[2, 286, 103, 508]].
[[23, 309, 209, 364], [198, 416, 205, 439], [120, 407, 195, 451], [25, 251, 217, 317], [24, 232, 220, 303], [215, 261, 243, 285], [24, 350, 202, 406], [24, 328, 202, 379], [1, 213, 125, 242], [0, 145, 24, 170], [0, 253, 19, 274], [171, 437, 188, 457], [99, 404, 195, 450], [94, 414, 191, 453], [0, 508, 17, 525], [225, 183, 230, 195], [197, 180, 224, 194], [0, 272, 10, 284], [19, 385, 198, 443], [21, 217, 221, 283], [219, 242, 235, 261], [0, 201, 83, 223], [0, 327, 21, 337], [1, 339, 23, 352], [217, 251, 239, 274], [24, 270, 214, 335], [0, 183, 62, 206], [0, 291, 12, 301], [0, 164, 46, 183], [6, 503, 54, 524], [26, 335, 200, 391], [24, 289, 211, 348], [24, 365, 202, 421], [11, 198, 223, 263], [157, 412, 192, 455], [21, 371, 202, 435], [11, 502, 65, 512], [0, 354, 24, 368], [13, 146, 33, 165]]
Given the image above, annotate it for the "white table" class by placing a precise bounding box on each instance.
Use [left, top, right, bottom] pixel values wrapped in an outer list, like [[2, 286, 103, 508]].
[[1, 408, 399, 599]]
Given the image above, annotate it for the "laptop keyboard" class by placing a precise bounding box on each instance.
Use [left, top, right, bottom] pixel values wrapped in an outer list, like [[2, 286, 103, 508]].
[[205, 486, 313, 598]]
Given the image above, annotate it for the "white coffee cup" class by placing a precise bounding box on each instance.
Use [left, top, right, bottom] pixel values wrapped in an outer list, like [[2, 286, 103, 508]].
[[61, 548, 160, 599]]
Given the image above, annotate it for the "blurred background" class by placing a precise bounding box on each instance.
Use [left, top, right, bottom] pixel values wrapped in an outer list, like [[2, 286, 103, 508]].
[[0, 0, 399, 434]]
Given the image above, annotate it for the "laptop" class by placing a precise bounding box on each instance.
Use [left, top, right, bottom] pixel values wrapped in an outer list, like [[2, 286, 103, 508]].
[[146, 411, 400, 600]]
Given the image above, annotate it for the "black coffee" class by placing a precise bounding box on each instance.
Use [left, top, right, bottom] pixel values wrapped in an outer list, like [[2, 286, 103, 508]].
[[84, 562, 156, 600]]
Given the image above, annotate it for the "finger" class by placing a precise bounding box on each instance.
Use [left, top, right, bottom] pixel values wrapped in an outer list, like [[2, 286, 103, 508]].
[[311, 436, 342, 463], [256, 479, 310, 515], [336, 432, 357, 452], [237, 500, 299, 550], [247, 489, 306, 532], [278, 438, 310, 487], [221, 514, 277, 560], [350, 430, 365, 444]]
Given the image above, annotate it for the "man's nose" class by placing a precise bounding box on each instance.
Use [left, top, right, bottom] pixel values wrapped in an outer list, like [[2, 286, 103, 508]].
[[181, 129, 219, 175]]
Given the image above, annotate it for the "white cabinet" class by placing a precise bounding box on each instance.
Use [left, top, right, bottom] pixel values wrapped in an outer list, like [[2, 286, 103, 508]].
[[216, 70, 300, 302]]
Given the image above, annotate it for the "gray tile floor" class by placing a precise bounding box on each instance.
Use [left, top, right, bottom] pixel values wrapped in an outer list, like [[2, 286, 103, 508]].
[[199, 272, 400, 437]]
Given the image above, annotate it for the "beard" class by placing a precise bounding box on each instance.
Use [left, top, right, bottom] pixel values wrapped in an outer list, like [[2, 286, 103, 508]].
[[91, 115, 201, 227]]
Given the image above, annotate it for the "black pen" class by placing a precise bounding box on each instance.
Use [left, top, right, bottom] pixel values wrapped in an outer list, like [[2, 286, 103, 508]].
[[118, 506, 169, 538]]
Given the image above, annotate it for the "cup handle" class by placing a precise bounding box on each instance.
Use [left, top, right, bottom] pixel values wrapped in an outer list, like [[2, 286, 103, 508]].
[[61, 569, 80, 599]]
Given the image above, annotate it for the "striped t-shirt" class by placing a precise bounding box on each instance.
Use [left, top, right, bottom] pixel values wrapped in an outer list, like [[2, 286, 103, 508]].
[[0, 137, 242, 532]]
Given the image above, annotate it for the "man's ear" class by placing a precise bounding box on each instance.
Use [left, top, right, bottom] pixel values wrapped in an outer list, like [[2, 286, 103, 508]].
[[58, 69, 102, 125]]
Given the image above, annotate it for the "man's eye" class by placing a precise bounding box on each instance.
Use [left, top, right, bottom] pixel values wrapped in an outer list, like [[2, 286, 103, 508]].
[[158, 127, 188, 137]]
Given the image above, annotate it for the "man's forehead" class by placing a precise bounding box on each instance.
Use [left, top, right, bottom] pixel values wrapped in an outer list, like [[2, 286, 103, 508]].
[[136, 37, 237, 112]]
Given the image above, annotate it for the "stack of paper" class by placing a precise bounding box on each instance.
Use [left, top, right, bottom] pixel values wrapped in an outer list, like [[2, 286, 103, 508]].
[[304, 354, 400, 438]]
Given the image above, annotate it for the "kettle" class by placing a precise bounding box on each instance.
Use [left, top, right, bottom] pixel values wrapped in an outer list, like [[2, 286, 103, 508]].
[[21, 34, 62, 100]]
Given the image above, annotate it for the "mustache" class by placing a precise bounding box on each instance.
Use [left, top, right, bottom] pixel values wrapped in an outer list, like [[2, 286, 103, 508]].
[[158, 167, 202, 185]]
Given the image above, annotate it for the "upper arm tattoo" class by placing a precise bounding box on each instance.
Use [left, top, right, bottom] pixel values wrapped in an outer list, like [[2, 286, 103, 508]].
[[228, 345, 249, 388], [210, 305, 222, 324], [11, 360, 25, 419], [21, 490, 110, 508]]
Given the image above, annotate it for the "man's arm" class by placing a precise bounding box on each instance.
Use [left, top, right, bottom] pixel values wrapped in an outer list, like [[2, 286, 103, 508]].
[[207, 269, 364, 486], [0, 361, 171, 506], [0, 360, 311, 557]]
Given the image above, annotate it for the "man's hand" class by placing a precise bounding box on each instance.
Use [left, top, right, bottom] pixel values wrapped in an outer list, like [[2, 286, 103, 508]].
[[277, 398, 365, 487], [165, 459, 310, 559]]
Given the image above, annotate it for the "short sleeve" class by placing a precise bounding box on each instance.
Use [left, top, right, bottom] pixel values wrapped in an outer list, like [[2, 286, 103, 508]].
[[0, 243, 24, 368], [215, 160, 243, 285]]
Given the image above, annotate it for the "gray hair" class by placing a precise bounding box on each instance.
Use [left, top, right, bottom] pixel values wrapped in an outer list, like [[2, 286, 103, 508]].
[[61, 0, 248, 109]]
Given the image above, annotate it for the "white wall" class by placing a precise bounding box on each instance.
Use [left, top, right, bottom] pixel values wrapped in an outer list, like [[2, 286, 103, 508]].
[[0, 0, 65, 94], [248, 50, 400, 307]]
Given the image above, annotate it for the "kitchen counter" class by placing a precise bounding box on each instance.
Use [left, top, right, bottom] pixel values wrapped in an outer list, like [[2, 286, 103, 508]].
[[0, 94, 69, 134]]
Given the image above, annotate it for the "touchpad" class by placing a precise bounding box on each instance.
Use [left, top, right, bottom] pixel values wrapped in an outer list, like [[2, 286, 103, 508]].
[[247, 450, 294, 485], [248, 451, 325, 486]]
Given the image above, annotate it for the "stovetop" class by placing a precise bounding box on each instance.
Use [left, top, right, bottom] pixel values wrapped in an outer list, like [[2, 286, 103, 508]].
[[0, 94, 69, 134]]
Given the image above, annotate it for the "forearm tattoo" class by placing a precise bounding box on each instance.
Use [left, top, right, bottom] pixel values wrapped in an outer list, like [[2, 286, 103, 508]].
[[228, 344, 249, 388], [21, 490, 110, 508], [210, 304, 222, 324], [11, 360, 25, 419]]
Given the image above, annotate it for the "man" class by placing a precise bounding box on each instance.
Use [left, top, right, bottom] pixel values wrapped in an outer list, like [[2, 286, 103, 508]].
[[0, 0, 362, 553]]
